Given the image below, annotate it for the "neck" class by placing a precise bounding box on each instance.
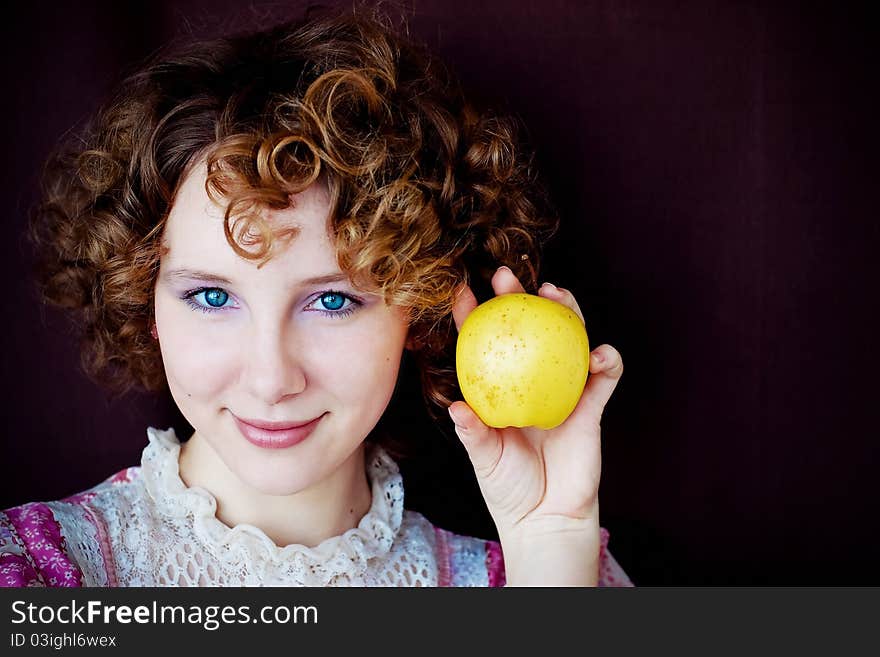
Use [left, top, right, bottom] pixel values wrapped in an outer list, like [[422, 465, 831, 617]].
[[177, 433, 373, 549]]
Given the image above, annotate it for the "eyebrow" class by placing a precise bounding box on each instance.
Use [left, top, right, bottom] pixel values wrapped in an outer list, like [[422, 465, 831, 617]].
[[164, 269, 350, 287]]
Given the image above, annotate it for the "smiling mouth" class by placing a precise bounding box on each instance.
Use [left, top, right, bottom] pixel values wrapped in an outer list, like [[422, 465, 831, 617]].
[[233, 415, 322, 431], [232, 413, 325, 449]]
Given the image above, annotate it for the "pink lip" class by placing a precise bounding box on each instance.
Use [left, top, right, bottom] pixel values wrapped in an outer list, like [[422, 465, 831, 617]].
[[233, 413, 324, 449]]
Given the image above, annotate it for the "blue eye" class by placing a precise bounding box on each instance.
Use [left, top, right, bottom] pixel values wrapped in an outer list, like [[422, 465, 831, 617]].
[[182, 287, 233, 314], [180, 287, 362, 318], [320, 293, 344, 310], [204, 289, 228, 307], [309, 291, 361, 319]]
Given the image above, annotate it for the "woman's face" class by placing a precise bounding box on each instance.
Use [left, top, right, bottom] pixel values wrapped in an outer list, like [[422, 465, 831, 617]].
[[153, 163, 410, 495]]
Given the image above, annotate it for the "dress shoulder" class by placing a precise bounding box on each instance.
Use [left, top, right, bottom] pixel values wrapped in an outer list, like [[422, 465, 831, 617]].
[[431, 522, 633, 587], [428, 521, 506, 587], [597, 527, 634, 587], [0, 502, 83, 587], [0, 467, 141, 588]]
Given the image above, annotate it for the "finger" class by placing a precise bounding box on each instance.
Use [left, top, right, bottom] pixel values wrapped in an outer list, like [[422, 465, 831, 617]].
[[452, 283, 478, 332], [577, 344, 624, 423], [537, 282, 585, 324], [452, 266, 526, 332], [448, 401, 503, 477], [491, 266, 527, 295]]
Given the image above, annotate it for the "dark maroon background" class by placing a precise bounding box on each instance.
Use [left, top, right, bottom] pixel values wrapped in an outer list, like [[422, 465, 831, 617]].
[[3, 1, 877, 585]]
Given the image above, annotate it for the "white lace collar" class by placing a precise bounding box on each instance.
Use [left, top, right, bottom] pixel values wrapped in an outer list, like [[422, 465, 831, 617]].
[[140, 427, 405, 585]]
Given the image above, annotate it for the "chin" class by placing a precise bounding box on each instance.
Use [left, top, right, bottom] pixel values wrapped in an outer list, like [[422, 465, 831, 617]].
[[234, 438, 356, 497], [236, 462, 320, 497], [251, 481, 308, 497]]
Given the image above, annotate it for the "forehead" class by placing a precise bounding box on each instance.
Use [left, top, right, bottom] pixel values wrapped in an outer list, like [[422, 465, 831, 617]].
[[161, 162, 335, 273]]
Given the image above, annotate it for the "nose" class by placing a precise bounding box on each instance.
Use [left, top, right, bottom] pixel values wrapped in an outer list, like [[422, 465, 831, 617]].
[[239, 320, 307, 405]]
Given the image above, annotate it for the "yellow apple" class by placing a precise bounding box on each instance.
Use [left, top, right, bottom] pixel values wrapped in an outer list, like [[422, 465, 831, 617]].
[[455, 292, 590, 430]]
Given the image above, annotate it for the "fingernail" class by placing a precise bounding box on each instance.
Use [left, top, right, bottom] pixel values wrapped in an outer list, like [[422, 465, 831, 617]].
[[592, 351, 604, 363], [498, 266, 512, 274], [448, 406, 466, 430], [541, 282, 557, 292]]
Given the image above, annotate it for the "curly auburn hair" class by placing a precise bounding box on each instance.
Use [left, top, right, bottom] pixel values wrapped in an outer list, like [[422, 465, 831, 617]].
[[29, 5, 559, 455]]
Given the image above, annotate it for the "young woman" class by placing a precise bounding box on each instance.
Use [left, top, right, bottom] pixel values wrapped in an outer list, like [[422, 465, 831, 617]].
[[1, 6, 631, 587]]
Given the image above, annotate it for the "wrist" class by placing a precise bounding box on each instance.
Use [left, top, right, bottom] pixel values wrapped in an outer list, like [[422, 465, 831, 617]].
[[499, 515, 601, 587]]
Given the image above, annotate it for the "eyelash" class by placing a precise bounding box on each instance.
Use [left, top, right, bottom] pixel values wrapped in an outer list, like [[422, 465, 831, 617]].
[[180, 287, 362, 319]]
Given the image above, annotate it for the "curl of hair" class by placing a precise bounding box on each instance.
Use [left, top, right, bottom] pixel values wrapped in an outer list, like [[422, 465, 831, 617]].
[[28, 5, 560, 458]]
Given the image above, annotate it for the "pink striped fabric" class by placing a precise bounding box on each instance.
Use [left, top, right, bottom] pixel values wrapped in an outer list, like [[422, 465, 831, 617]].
[[1, 504, 82, 587]]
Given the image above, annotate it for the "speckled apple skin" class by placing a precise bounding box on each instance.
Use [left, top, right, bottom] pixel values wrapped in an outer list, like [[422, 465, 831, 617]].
[[455, 293, 590, 429]]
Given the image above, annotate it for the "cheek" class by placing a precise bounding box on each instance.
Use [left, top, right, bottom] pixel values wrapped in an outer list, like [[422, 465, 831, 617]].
[[162, 335, 235, 401], [155, 302, 236, 402], [322, 315, 407, 403]]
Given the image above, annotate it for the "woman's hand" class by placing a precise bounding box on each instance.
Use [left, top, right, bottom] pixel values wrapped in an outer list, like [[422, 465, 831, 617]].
[[449, 266, 624, 585]]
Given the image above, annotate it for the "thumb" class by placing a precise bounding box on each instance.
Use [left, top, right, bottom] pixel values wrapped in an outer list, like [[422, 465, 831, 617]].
[[448, 402, 502, 475]]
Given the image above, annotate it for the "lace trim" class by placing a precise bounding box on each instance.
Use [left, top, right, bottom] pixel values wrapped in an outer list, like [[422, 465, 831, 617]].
[[140, 427, 404, 584], [44, 502, 109, 587]]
